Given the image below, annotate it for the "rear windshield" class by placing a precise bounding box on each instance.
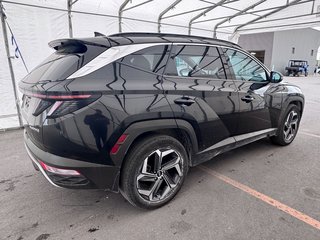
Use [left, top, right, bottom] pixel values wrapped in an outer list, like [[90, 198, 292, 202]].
[[22, 44, 106, 84]]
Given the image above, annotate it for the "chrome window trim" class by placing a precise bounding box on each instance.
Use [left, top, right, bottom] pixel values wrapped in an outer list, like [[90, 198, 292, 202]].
[[170, 43, 271, 76], [66, 41, 270, 80]]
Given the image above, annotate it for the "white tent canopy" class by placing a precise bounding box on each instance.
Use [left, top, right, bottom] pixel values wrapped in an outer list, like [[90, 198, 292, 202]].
[[1, 0, 319, 129]]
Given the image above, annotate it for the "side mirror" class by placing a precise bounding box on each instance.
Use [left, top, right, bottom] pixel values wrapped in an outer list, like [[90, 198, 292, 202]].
[[270, 71, 283, 83]]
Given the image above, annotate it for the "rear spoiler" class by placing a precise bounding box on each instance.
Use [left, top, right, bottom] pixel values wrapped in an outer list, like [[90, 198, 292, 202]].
[[94, 32, 106, 37], [48, 39, 84, 50], [48, 38, 110, 50]]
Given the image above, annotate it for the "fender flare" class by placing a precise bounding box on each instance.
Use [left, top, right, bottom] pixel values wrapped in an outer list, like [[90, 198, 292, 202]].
[[110, 119, 199, 167], [277, 94, 304, 128]]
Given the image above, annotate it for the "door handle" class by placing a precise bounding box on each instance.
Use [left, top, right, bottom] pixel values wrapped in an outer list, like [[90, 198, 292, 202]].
[[241, 95, 254, 103], [174, 97, 195, 106]]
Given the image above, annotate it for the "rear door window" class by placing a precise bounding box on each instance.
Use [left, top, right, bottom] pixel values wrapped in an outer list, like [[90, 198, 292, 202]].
[[164, 45, 226, 79]]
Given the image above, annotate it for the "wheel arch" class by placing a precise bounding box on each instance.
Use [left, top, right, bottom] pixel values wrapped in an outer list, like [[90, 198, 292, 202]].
[[277, 94, 304, 128], [112, 119, 199, 169], [289, 100, 303, 114]]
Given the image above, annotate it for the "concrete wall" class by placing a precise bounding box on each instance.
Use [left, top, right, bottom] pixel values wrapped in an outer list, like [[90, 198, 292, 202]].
[[271, 28, 320, 74], [238, 32, 274, 69]]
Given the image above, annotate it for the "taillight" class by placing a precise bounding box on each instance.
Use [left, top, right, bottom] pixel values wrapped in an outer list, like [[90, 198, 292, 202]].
[[46, 98, 98, 118], [110, 134, 128, 155], [29, 93, 92, 100], [26, 92, 100, 118], [39, 160, 80, 176]]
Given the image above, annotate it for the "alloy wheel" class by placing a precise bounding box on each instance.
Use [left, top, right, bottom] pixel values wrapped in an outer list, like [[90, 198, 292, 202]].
[[136, 148, 183, 202], [283, 110, 299, 142]]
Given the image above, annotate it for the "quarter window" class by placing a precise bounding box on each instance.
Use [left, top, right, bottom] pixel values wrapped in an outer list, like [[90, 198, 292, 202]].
[[165, 45, 226, 79], [117, 45, 170, 74], [225, 49, 267, 82]]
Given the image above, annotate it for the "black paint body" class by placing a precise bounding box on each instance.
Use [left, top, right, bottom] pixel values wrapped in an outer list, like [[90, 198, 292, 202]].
[[19, 33, 304, 191]]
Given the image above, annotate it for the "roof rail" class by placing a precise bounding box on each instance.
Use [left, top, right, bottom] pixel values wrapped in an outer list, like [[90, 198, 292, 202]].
[[107, 32, 240, 47]]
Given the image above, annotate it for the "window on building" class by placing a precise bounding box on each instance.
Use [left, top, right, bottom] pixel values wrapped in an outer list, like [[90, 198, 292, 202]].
[[311, 49, 314, 56], [292, 47, 295, 54]]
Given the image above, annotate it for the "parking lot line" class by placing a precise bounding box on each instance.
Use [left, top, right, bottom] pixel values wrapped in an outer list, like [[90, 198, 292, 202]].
[[300, 131, 320, 139], [197, 165, 320, 231]]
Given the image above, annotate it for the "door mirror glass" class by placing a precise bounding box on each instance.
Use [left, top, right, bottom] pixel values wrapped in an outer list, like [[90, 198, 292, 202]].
[[270, 71, 283, 83]]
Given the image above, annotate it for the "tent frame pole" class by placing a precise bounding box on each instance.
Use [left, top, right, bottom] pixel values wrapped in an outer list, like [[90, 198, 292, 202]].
[[158, 0, 182, 33], [122, 0, 153, 12], [237, 20, 320, 32], [188, 0, 230, 35], [213, 0, 266, 38], [67, 0, 78, 38], [199, 0, 261, 17], [195, 0, 312, 24], [232, 0, 303, 36], [218, 12, 319, 29], [0, 0, 23, 127], [119, 0, 130, 32]]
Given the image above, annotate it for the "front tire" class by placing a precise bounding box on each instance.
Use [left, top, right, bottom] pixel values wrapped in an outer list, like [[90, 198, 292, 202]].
[[120, 135, 189, 209], [271, 104, 301, 146]]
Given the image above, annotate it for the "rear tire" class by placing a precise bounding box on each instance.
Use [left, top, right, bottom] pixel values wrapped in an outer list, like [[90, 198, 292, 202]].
[[120, 135, 189, 209], [271, 104, 301, 146]]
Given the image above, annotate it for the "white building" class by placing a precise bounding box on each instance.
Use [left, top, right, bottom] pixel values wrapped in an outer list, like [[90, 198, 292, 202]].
[[238, 28, 320, 74]]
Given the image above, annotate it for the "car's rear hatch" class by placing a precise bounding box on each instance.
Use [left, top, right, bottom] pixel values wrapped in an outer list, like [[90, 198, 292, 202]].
[[19, 38, 109, 149]]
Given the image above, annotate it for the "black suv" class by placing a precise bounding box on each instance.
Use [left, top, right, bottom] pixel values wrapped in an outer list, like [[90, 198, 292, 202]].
[[19, 33, 304, 209]]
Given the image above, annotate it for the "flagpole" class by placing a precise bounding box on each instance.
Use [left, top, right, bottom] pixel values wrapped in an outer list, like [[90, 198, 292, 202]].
[[6, 22, 29, 73], [0, 0, 23, 127]]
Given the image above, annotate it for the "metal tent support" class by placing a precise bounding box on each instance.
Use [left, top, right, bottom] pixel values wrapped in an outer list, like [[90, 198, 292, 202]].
[[162, 6, 216, 20], [237, 20, 320, 32], [218, 12, 319, 29], [158, 0, 182, 33], [119, 0, 130, 32], [122, 0, 153, 12], [188, 0, 230, 35], [195, 0, 312, 25], [311, 0, 315, 14], [67, 0, 78, 38], [119, 0, 153, 32], [0, 0, 23, 127], [232, 0, 303, 36], [213, 0, 266, 38], [199, 0, 261, 17]]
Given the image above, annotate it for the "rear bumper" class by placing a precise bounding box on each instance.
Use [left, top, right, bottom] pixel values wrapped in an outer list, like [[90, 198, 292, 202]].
[[24, 130, 120, 191]]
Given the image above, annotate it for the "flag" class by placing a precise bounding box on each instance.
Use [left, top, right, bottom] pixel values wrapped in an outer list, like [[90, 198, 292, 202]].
[[6, 21, 29, 73], [11, 34, 20, 58]]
